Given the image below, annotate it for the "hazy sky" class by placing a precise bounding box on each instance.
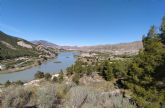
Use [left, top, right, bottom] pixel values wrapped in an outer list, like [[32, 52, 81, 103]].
[[0, 0, 165, 46]]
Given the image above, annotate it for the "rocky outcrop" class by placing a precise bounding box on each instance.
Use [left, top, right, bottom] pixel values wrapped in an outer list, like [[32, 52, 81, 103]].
[[35, 45, 57, 58], [32, 40, 60, 49], [17, 41, 33, 49]]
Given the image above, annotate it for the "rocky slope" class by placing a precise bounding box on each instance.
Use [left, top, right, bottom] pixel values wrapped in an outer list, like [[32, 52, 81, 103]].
[[32, 40, 60, 49], [0, 31, 57, 60], [32, 40, 143, 55]]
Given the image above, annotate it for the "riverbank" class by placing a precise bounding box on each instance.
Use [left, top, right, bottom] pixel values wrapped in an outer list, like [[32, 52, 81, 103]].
[[0, 55, 57, 74], [0, 63, 38, 74], [0, 52, 77, 83]]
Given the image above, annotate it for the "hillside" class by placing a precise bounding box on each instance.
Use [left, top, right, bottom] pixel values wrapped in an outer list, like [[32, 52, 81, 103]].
[[32, 40, 143, 55], [0, 31, 59, 60], [79, 41, 143, 55], [0, 31, 38, 60], [32, 40, 60, 49]]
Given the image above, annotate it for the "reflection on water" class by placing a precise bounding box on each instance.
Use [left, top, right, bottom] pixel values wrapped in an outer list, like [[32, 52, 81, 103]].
[[0, 52, 78, 83]]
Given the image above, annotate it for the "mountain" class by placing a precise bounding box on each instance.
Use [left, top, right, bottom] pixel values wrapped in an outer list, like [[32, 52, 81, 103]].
[[31, 40, 60, 49], [31, 40, 79, 51], [0, 31, 58, 60], [79, 41, 143, 55], [32, 40, 143, 55], [0, 31, 39, 60]]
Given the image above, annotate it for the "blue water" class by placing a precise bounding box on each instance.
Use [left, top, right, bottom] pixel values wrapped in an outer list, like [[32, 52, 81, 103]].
[[0, 52, 77, 83]]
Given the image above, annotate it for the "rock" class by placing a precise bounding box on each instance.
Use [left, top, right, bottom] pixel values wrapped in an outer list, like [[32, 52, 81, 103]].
[[17, 41, 33, 49]]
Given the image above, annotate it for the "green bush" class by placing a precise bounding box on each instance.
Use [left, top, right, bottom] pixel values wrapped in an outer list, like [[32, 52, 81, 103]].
[[34, 71, 45, 79], [100, 61, 113, 81], [15, 80, 24, 85], [52, 76, 58, 82], [5, 80, 11, 87], [44, 73, 51, 80]]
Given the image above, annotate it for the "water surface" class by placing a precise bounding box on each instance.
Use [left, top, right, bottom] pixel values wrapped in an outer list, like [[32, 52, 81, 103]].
[[0, 52, 77, 83]]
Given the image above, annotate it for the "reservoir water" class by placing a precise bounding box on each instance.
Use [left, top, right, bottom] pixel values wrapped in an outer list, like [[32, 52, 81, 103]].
[[0, 52, 77, 83]]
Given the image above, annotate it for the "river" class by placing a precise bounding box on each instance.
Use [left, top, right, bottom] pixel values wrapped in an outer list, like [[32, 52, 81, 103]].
[[0, 52, 78, 83]]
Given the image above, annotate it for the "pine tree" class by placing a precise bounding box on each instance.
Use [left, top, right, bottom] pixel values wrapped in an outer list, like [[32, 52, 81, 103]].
[[160, 16, 165, 44], [147, 25, 156, 38], [160, 16, 165, 33], [101, 61, 113, 81]]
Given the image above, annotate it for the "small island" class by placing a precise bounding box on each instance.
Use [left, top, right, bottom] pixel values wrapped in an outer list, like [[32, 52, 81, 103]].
[[53, 61, 62, 63]]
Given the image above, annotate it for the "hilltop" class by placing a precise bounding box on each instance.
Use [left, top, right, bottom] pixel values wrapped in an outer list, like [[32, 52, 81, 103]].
[[31, 40, 60, 49], [79, 41, 143, 55], [32, 40, 143, 55]]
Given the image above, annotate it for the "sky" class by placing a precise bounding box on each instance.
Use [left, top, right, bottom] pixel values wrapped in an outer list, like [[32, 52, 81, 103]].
[[0, 0, 165, 46]]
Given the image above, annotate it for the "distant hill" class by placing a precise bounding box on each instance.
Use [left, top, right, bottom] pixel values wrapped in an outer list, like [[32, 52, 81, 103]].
[[31, 40, 79, 51], [32, 40, 143, 55], [79, 41, 143, 55], [31, 40, 60, 49], [0, 31, 39, 60]]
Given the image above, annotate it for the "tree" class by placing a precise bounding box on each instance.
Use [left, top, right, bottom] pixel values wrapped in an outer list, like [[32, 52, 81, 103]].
[[122, 16, 165, 107], [160, 16, 165, 44], [160, 16, 165, 33], [143, 25, 163, 54], [147, 25, 157, 38], [112, 60, 128, 78], [101, 61, 113, 81]]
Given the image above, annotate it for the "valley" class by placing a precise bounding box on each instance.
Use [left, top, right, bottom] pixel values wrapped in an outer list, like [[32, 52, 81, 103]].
[[1, 0, 165, 107], [0, 23, 165, 107], [0, 31, 58, 73]]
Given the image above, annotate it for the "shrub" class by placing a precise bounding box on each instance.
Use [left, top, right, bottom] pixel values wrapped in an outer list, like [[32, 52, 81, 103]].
[[36, 84, 61, 108], [34, 71, 44, 79], [37, 60, 42, 65], [65, 86, 136, 108], [72, 73, 80, 85], [58, 71, 64, 83], [66, 86, 90, 108], [109, 95, 136, 108], [44, 73, 51, 80], [2, 86, 32, 108], [15, 80, 24, 85], [5, 80, 11, 87], [52, 76, 58, 82]]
